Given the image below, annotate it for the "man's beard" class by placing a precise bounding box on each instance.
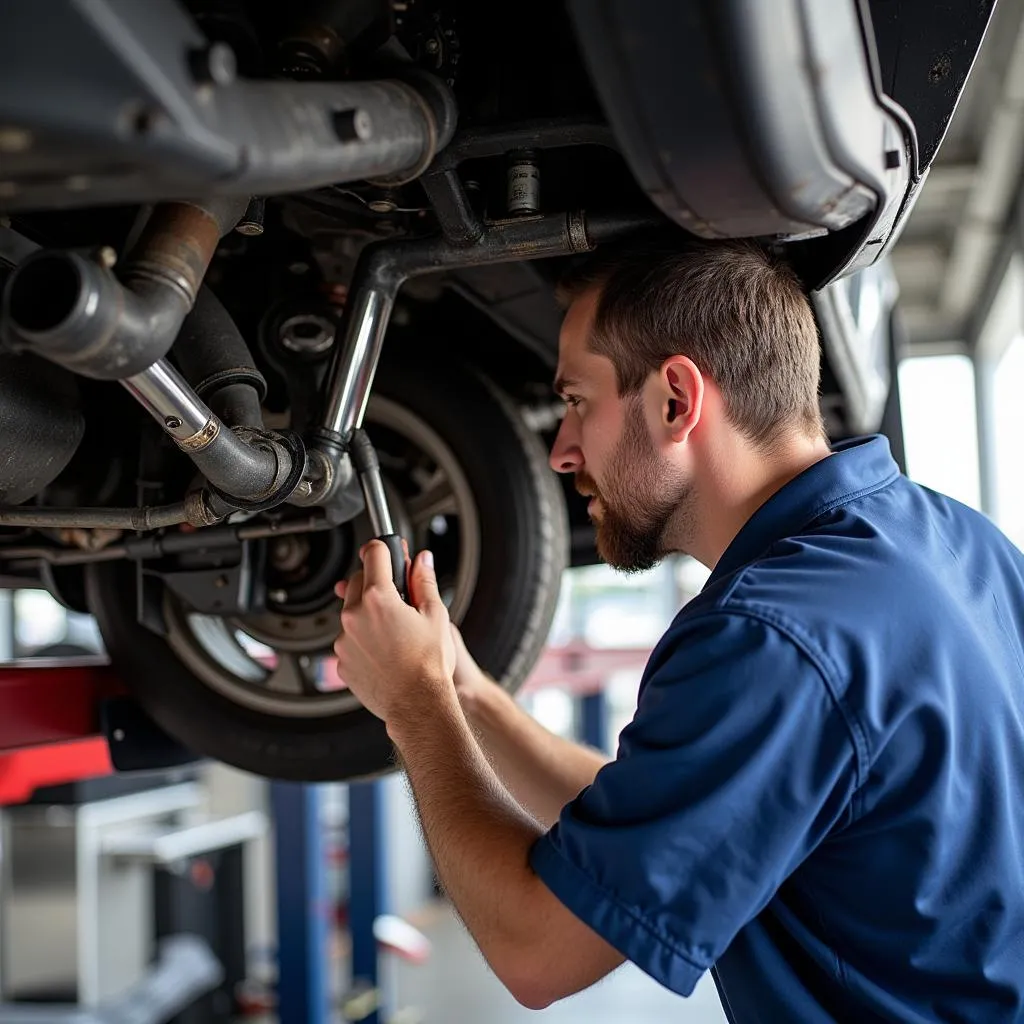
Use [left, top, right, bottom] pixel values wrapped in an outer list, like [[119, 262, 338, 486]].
[[577, 398, 693, 574]]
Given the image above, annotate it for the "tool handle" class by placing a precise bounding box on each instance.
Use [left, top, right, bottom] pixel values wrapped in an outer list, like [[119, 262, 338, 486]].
[[380, 533, 409, 603]]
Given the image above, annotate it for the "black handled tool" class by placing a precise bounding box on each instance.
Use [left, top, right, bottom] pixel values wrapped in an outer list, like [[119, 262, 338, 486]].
[[348, 428, 409, 602]]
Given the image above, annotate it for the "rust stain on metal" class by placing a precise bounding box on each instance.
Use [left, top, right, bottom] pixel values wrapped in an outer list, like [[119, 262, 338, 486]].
[[503, 240, 546, 258], [128, 203, 221, 301]]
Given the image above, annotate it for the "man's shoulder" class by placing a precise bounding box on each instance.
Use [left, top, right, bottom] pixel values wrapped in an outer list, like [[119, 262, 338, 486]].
[[697, 477, 965, 618], [669, 497, 934, 687], [681, 544, 869, 641], [649, 596, 837, 693]]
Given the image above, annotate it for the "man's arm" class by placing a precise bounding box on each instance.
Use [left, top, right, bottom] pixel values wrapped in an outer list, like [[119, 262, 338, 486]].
[[452, 627, 608, 828], [390, 688, 625, 1009], [333, 544, 625, 1008]]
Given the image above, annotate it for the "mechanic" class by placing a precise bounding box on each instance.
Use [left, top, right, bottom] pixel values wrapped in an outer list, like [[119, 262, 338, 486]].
[[332, 230, 1024, 1022]]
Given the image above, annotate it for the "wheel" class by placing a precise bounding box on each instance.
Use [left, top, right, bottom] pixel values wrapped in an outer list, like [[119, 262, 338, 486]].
[[85, 357, 568, 781]]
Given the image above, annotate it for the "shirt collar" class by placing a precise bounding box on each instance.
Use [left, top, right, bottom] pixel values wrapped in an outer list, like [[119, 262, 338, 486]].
[[706, 434, 901, 587]]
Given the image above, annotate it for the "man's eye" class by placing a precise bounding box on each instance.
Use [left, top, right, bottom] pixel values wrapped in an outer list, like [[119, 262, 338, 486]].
[[564, 395, 582, 409]]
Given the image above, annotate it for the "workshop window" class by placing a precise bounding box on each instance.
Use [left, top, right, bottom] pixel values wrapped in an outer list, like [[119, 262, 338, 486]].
[[898, 354, 982, 510], [991, 333, 1024, 550]]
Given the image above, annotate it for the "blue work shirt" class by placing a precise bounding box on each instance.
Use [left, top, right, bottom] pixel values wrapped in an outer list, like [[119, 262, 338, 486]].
[[530, 435, 1024, 1022]]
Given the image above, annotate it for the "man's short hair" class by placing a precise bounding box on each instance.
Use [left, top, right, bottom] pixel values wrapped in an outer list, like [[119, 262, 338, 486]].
[[557, 229, 825, 448]]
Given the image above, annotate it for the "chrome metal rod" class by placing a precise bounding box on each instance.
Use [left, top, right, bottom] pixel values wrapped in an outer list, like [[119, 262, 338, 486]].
[[320, 286, 394, 440], [122, 359, 214, 444], [310, 208, 661, 505]]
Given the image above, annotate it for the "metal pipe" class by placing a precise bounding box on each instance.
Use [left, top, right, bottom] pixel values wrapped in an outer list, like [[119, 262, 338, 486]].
[[1, 198, 247, 380], [320, 287, 394, 441], [0, 502, 189, 530], [368, 209, 656, 288], [227, 77, 456, 192], [189, 427, 294, 506], [316, 210, 660, 450], [0, 513, 333, 567], [123, 360, 212, 444], [420, 169, 483, 246], [121, 358, 291, 504]]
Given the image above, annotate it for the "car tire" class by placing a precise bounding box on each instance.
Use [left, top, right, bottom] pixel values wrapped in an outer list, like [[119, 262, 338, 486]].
[[84, 358, 568, 781]]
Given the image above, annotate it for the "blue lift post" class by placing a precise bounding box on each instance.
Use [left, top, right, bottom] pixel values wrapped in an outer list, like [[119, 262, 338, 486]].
[[272, 780, 330, 1024], [347, 778, 388, 1024], [579, 689, 610, 753]]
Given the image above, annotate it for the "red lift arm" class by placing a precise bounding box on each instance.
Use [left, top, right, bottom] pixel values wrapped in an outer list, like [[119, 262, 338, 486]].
[[0, 661, 126, 805]]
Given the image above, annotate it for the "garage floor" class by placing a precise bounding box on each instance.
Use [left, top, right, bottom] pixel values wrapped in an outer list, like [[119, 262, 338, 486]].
[[391, 903, 728, 1023]]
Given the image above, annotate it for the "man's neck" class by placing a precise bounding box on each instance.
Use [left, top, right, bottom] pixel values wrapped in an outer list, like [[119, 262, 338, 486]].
[[678, 432, 832, 570]]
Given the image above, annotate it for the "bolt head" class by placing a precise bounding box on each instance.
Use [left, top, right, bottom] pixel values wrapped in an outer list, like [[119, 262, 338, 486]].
[[425, 37, 440, 54], [236, 220, 265, 236], [269, 589, 289, 604], [353, 110, 374, 140], [96, 245, 118, 269], [367, 198, 397, 213], [189, 42, 237, 86]]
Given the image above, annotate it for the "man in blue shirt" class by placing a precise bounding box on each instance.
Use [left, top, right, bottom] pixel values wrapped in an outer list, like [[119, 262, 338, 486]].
[[333, 231, 1024, 1022]]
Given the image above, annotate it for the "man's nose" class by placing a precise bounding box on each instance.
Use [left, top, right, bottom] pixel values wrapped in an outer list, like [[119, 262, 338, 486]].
[[549, 417, 583, 474]]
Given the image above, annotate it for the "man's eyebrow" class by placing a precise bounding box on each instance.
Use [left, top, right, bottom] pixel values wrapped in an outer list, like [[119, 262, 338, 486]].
[[553, 375, 579, 397]]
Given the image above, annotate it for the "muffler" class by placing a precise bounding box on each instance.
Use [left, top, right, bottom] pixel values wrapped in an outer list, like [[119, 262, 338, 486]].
[[0, 352, 84, 505]]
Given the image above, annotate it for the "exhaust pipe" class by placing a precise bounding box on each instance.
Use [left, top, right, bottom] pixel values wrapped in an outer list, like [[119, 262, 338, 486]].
[[1, 197, 246, 380], [1, 197, 307, 511], [121, 357, 302, 508]]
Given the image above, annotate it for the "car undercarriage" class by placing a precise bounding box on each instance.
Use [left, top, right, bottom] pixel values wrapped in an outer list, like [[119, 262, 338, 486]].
[[0, 0, 994, 779]]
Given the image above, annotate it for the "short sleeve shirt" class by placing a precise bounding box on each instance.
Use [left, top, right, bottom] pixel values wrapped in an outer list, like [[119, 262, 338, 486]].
[[530, 435, 1024, 1023]]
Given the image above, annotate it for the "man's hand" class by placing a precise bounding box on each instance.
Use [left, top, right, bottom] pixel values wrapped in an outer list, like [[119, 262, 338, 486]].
[[335, 543, 623, 1010], [333, 542, 457, 729]]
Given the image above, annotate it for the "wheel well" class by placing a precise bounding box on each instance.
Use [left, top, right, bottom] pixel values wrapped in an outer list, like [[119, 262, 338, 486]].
[[399, 287, 598, 566]]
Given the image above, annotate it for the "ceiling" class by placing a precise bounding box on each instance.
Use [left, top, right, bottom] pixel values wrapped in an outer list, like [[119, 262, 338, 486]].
[[889, 0, 1024, 354]]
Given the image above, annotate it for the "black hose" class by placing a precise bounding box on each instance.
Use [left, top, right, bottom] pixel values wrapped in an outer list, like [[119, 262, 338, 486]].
[[0, 502, 189, 530], [173, 288, 266, 430]]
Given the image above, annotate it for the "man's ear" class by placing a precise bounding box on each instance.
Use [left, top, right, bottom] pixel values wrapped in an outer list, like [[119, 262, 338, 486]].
[[660, 356, 703, 442]]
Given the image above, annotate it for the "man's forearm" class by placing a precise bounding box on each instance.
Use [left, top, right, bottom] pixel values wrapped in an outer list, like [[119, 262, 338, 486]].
[[387, 688, 622, 1008], [388, 691, 554, 990], [465, 682, 608, 828]]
